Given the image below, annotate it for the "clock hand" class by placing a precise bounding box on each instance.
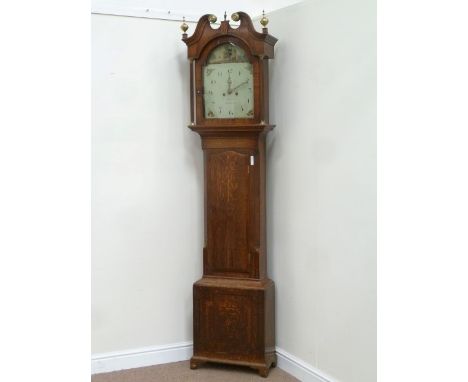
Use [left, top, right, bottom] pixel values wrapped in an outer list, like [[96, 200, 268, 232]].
[[227, 72, 232, 94], [228, 80, 249, 94]]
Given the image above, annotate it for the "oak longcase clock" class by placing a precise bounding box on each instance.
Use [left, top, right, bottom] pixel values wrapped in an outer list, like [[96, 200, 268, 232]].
[[182, 11, 278, 377]]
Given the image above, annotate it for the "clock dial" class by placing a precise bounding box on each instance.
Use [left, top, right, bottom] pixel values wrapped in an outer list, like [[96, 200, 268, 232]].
[[203, 44, 254, 119]]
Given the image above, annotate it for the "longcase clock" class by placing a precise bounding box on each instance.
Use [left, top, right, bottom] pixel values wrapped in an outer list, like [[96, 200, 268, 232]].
[[181, 11, 278, 377]]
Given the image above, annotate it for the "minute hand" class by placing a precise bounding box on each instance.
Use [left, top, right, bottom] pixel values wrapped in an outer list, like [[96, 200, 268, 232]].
[[227, 80, 248, 94]]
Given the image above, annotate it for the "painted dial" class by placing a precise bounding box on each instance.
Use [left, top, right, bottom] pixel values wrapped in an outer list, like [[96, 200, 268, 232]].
[[203, 43, 254, 119]]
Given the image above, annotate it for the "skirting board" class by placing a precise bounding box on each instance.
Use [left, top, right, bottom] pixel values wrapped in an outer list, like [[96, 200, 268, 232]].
[[92, 342, 339, 382], [276, 347, 339, 382], [91, 341, 193, 375]]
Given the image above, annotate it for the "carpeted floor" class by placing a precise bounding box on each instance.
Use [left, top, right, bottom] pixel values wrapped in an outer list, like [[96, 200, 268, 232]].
[[92, 360, 299, 382]]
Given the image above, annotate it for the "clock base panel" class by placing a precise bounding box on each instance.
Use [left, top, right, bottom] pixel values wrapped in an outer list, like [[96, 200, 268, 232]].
[[192, 277, 275, 377]]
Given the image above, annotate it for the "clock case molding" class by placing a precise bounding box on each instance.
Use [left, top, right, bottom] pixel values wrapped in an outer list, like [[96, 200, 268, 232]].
[[182, 12, 278, 378]]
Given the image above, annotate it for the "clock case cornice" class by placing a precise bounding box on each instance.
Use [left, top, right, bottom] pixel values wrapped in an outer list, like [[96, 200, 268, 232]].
[[182, 12, 277, 61]]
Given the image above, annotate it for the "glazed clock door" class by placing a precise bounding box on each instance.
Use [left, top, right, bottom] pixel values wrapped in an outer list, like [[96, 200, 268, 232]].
[[204, 149, 257, 278], [194, 37, 262, 125], [203, 43, 254, 119]]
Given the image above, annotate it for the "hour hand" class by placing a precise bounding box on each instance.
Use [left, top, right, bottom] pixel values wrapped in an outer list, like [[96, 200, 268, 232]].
[[228, 80, 248, 94]]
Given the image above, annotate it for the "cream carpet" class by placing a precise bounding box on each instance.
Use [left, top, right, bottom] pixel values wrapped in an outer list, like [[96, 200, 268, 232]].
[[92, 360, 299, 382]]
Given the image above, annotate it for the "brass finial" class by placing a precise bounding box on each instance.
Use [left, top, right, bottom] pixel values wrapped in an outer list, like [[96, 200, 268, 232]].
[[180, 17, 189, 33], [231, 12, 240, 22], [208, 14, 217, 23], [260, 10, 269, 27]]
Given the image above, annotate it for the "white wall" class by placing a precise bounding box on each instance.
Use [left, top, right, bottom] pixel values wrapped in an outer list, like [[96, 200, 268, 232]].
[[92, 0, 304, 21], [92, 14, 203, 353], [92, 1, 376, 380], [268, 1, 376, 381]]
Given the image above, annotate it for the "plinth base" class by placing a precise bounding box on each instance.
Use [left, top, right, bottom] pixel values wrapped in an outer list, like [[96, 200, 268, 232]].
[[190, 352, 277, 378], [192, 277, 276, 378]]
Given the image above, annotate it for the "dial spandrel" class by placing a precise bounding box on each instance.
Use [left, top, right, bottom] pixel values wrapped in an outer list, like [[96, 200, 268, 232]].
[[203, 44, 254, 119]]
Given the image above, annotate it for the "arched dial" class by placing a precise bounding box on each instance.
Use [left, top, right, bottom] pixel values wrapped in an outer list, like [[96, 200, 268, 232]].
[[203, 43, 254, 119]]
